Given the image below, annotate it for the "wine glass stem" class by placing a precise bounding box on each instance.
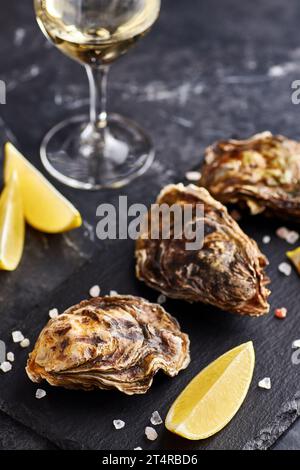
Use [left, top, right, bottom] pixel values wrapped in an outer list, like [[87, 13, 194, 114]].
[[86, 64, 110, 134]]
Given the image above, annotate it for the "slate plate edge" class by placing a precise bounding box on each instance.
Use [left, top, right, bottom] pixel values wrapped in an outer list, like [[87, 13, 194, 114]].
[[1, 389, 300, 450], [244, 391, 300, 450]]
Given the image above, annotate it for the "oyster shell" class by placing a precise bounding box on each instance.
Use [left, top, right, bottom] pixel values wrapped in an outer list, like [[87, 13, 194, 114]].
[[200, 131, 300, 221], [26, 295, 190, 395], [135, 184, 270, 316]]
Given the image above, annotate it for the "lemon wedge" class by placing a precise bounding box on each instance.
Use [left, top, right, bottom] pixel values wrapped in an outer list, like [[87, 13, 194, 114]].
[[165, 341, 255, 440], [4, 142, 82, 233], [286, 247, 300, 275], [0, 172, 25, 271]]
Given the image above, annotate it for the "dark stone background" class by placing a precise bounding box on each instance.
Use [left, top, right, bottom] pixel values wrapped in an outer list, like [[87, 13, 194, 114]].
[[0, 0, 300, 450]]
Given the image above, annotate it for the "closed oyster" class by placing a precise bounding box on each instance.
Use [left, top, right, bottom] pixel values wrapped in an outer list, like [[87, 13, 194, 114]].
[[26, 295, 190, 395], [200, 131, 300, 221], [135, 184, 270, 316]]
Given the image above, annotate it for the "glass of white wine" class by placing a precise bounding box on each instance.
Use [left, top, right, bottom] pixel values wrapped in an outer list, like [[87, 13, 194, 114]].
[[34, 0, 161, 190]]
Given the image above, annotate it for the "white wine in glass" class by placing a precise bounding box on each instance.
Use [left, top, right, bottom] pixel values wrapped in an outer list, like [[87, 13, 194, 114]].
[[34, 0, 161, 190]]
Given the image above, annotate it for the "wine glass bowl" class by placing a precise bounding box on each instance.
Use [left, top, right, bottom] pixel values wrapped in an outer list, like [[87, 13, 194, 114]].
[[34, 0, 161, 190]]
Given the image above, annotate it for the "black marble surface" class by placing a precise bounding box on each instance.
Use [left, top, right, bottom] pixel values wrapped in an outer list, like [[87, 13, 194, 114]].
[[1, 0, 300, 450]]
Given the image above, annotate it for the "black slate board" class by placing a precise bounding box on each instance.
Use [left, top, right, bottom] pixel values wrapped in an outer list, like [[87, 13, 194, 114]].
[[0, 412, 57, 450], [1, 214, 300, 450], [1, 0, 300, 450]]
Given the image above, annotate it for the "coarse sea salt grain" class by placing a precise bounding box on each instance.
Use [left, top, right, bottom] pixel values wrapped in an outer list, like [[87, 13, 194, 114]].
[[145, 426, 158, 441], [12, 331, 24, 343], [278, 262, 292, 276], [7, 352, 14, 362], [150, 411, 163, 426], [49, 308, 59, 319], [35, 388, 47, 399], [89, 285, 101, 298], [20, 338, 30, 348], [113, 419, 125, 430], [110, 290, 118, 296], [276, 227, 299, 244], [258, 377, 271, 390], [286, 231, 299, 244], [292, 339, 300, 349], [274, 307, 287, 319], [185, 171, 202, 182], [276, 227, 290, 240], [134, 447, 142, 450], [0, 362, 12, 373], [157, 294, 167, 305], [262, 235, 271, 244]]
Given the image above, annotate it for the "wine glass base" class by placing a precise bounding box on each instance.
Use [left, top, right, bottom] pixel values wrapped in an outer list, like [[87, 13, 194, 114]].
[[40, 114, 155, 190]]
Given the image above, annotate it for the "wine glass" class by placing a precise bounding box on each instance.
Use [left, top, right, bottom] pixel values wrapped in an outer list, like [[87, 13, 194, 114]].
[[34, 0, 161, 190]]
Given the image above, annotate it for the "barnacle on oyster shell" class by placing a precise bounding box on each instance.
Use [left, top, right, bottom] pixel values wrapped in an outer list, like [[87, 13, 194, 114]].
[[200, 131, 300, 221], [26, 296, 190, 395], [135, 184, 270, 316]]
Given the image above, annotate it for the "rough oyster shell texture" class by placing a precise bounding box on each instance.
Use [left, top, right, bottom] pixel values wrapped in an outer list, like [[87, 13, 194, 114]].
[[200, 131, 300, 220], [135, 184, 270, 316], [26, 296, 190, 395]]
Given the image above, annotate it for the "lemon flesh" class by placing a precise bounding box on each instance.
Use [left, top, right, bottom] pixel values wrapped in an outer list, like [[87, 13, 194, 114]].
[[165, 341, 255, 440], [4, 143, 82, 233], [0, 173, 25, 271]]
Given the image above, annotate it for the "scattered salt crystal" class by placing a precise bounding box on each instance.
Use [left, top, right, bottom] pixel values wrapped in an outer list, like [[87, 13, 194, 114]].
[[7, 352, 14, 362], [0, 362, 12, 373], [35, 388, 47, 399], [276, 227, 299, 244], [292, 339, 300, 349], [150, 411, 163, 426], [54, 94, 63, 106], [113, 419, 125, 430], [110, 290, 118, 296], [145, 426, 158, 441], [89, 285, 101, 298], [262, 235, 271, 244], [258, 377, 271, 390], [274, 307, 287, 319], [81, 145, 93, 158], [12, 331, 24, 343], [20, 338, 30, 348], [157, 294, 167, 305], [268, 65, 285, 77], [185, 171, 202, 182], [49, 308, 59, 319], [278, 262, 292, 276], [14, 28, 26, 46], [276, 227, 290, 239], [286, 231, 299, 244], [134, 447, 142, 450], [29, 65, 40, 78]]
